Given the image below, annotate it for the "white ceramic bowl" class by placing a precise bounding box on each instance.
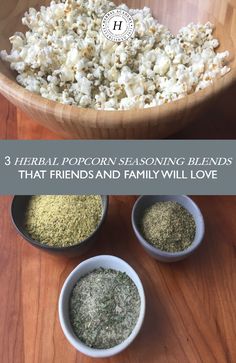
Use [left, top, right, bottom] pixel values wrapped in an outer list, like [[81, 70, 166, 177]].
[[58, 255, 146, 358]]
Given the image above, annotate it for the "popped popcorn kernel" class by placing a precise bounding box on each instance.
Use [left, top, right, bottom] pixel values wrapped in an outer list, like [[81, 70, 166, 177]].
[[0, 0, 230, 110]]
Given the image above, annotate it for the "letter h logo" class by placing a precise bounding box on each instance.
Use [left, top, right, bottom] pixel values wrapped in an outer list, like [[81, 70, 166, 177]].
[[113, 20, 123, 31]]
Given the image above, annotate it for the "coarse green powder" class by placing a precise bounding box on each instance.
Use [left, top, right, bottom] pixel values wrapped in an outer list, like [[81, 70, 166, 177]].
[[140, 201, 196, 252], [24, 195, 102, 247], [69, 268, 141, 349]]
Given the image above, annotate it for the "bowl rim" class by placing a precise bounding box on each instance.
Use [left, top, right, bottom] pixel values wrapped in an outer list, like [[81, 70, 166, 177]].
[[0, 62, 235, 128], [10, 195, 109, 251], [58, 255, 146, 358], [131, 195, 205, 258], [0, 0, 235, 127]]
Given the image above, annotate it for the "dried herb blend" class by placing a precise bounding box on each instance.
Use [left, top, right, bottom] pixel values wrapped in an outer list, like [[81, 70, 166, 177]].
[[24, 195, 102, 247], [140, 201, 196, 252], [70, 268, 141, 349]]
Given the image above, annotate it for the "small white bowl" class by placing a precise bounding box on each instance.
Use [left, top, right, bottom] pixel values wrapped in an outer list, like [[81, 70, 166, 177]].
[[132, 195, 205, 263], [58, 255, 146, 358]]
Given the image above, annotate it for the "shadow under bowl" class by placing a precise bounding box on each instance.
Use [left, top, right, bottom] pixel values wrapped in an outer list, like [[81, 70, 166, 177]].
[[11, 195, 109, 257]]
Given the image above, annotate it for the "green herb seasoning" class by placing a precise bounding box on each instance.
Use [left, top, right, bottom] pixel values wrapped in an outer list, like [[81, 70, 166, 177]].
[[140, 201, 196, 252], [70, 268, 141, 349], [24, 195, 102, 247]]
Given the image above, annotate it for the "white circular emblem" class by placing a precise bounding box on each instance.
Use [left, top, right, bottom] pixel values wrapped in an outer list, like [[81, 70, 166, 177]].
[[101, 9, 134, 43]]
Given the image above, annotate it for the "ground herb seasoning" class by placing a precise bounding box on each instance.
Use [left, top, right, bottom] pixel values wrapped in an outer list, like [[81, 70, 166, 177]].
[[140, 201, 196, 252], [69, 268, 141, 349], [24, 195, 102, 247]]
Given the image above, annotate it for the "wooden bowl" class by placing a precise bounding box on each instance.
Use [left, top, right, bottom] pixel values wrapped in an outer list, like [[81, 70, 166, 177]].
[[0, 0, 235, 139]]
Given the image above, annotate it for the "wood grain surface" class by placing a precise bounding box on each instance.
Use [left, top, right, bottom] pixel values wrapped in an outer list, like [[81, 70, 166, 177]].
[[0, 87, 236, 139], [0, 195, 235, 363], [0, 0, 236, 139]]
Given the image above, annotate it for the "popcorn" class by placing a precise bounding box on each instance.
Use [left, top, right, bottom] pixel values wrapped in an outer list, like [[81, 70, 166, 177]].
[[153, 55, 171, 76], [0, 0, 230, 110]]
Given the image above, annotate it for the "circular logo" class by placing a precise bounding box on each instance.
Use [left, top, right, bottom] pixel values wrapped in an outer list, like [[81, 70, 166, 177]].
[[101, 9, 134, 43]]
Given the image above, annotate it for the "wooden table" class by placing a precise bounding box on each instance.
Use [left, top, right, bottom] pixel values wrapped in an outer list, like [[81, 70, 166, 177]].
[[0, 83, 236, 139], [0, 195, 235, 363]]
